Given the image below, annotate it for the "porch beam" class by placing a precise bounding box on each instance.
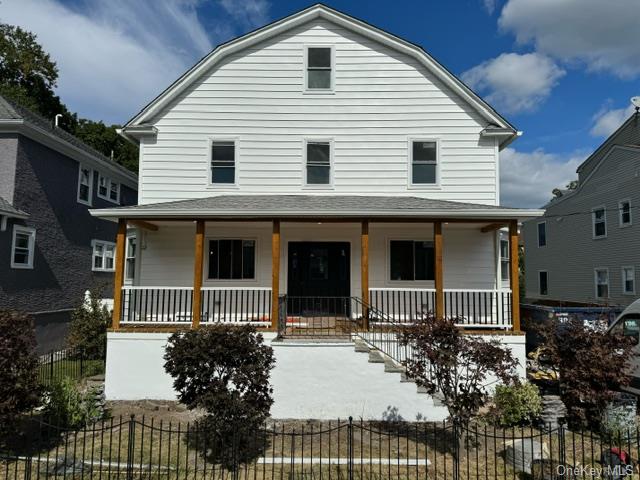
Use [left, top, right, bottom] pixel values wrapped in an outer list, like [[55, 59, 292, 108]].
[[128, 219, 159, 231], [361, 220, 369, 328], [271, 220, 281, 330], [509, 220, 521, 332], [112, 218, 127, 330], [480, 222, 506, 233], [434, 221, 444, 319], [192, 220, 205, 329]]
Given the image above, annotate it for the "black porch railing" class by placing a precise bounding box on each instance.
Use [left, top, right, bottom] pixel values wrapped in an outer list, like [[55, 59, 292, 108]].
[[200, 288, 271, 326], [277, 296, 365, 337], [121, 287, 194, 324]]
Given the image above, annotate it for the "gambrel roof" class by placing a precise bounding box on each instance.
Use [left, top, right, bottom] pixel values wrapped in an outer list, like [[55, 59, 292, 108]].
[[123, 3, 517, 145]]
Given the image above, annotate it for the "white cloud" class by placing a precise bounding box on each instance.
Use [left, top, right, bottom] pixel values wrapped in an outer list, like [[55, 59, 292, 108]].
[[219, 0, 271, 30], [590, 103, 636, 138], [461, 52, 565, 114], [482, 0, 498, 14], [499, 0, 640, 79], [500, 148, 584, 207], [0, 0, 271, 124]]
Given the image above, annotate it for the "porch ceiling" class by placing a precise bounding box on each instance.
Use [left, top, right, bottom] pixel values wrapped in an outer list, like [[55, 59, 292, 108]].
[[90, 194, 543, 221]]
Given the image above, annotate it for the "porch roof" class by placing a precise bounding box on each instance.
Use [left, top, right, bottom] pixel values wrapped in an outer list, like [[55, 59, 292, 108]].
[[90, 195, 543, 221]]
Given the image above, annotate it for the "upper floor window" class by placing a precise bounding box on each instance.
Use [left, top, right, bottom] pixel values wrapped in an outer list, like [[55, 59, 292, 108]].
[[305, 141, 331, 186], [594, 268, 609, 299], [592, 206, 606, 238], [208, 239, 255, 280], [619, 199, 632, 227], [389, 240, 434, 281], [410, 140, 438, 185], [622, 266, 635, 295], [92, 240, 115, 272], [211, 141, 236, 185], [11, 225, 35, 269], [500, 239, 509, 281], [77, 165, 93, 205], [98, 174, 120, 204], [537, 222, 546, 247], [306, 46, 332, 91]]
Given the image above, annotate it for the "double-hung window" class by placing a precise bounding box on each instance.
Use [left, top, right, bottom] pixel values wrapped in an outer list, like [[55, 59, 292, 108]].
[[389, 240, 434, 281], [592, 206, 607, 238], [11, 226, 35, 269], [305, 141, 331, 185], [619, 199, 632, 227], [410, 140, 438, 185], [537, 222, 546, 247], [622, 266, 635, 295], [500, 239, 510, 281], [125, 236, 137, 281], [208, 239, 255, 280], [306, 47, 332, 90], [594, 268, 609, 299], [538, 271, 548, 296], [77, 165, 92, 205], [211, 141, 236, 184], [92, 240, 116, 272], [97, 174, 120, 204]]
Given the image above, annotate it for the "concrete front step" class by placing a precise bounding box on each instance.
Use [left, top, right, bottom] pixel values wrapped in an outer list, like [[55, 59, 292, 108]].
[[384, 358, 406, 374], [354, 339, 371, 353], [368, 349, 385, 363]]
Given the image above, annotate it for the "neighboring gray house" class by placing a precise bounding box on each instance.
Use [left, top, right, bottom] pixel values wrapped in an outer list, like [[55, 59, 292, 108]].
[[523, 111, 640, 307], [0, 96, 138, 351]]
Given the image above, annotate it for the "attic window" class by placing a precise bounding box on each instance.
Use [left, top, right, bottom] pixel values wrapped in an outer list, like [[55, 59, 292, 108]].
[[306, 47, 332, 90]]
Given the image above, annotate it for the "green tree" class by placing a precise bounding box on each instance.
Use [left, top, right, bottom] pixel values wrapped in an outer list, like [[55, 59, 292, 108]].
[[74, 119, 139, 172]]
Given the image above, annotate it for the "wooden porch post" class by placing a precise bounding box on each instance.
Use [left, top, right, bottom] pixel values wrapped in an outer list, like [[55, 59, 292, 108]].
[[111, 218, 127, 330], [361, 220, 369, 328], [192, 220, 205, 329], [509, 220, 521, 331], [271, 220, 281, 330], [434, 221, 444, 319]]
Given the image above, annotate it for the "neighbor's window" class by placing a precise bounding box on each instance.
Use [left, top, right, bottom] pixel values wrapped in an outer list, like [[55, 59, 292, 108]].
[[592, 207, 607, 238], [208, 239, 255, 279], [92, 240, 116, 272], [595, 268, 609, 299], [537, 222, 546, 247], [77, 165, 92, 205], [211, 141, 235, 184], [411, 140, 437, 185], [622, 266, 635, 295], [306, 141, 331, 185], [125, 235, 137, 281], [500, 239, 510, 281], [11, 225, 35, 269], [538, 271, 548, 296], [306, 47, 332, 90], [619, 200, 632, 226], [97, 174, 119, 203], [390, 240, 434, 281]]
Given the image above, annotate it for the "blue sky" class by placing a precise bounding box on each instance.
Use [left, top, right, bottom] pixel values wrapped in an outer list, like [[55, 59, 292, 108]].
[[2, 0, 639, 207]]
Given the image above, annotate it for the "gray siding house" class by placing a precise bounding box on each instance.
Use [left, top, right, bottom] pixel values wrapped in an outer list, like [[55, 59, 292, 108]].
[[0, 96, 138, 350], [523, 112, 640, 307]]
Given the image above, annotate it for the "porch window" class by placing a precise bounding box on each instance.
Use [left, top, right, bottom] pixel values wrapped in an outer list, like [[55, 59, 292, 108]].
[[211, 141, 235, 184], [125, 235, 137, 281], [411, 140, 437, 184], [594, 268, 609, 299], [619, 199, 632, 226], [389, 240, 434, 281], [306, 47, 332, 90], [208, 239, 255, 280], [92, 240, 115, 272], [622, 266, 635, 295], [305, 141, 331, 185], [592, 206, 606, 238], [538, 271, 548, 296], [77, 165, 92, 205], [11, 225, 35, 269], [500, 239, 509, 281]]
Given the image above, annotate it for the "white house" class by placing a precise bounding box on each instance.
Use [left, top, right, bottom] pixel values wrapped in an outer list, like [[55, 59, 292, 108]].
[[92, 4, 542, 420]]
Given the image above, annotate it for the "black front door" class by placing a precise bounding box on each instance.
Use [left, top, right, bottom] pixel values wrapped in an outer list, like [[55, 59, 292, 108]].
[[287, 242, 350, 315]]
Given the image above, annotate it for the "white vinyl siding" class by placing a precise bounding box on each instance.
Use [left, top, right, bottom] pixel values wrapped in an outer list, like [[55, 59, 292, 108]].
[[92, 240, 116, 272], [139, 19, 498, 205], [11, 225, 35, 269]]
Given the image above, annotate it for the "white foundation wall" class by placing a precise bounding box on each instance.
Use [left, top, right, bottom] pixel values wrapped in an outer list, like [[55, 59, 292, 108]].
[[105, 332, 526, 421], [137, 222, 498, 291]]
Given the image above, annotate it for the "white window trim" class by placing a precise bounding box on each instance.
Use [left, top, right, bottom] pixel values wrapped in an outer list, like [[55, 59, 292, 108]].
[[91, 239, 116, 272], [204, 237, 258, 283], [386, 237, 435, 284], [407, 137, 441, 189], [97, 174, 120, 204], [302, 138, 334, 189], [76, 164, 93, 206], [538, 270, 548, 296], [303, 44, 335, 94], [10, 225, 35, 269], [594, 267, 610, 299], [622, 266, 636, 295], [619, 198, 632, 227], [592, 205, 607, 239], [537, 221, 547, 247], [207, 137, 239, 189]]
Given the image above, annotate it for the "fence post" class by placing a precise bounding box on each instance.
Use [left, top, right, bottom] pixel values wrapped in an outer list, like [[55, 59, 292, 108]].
[[348, 416, 354, 480], [558, 420, 566, 468], [49, 351, 54, 383], [452, 420, 460, 480], [80, 350, 84, 378], [126, 415, 135, 480]]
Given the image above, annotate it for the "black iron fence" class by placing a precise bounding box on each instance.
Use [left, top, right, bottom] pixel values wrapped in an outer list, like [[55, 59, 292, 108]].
[[3, 416, 639, 480], [37, 348, 106, 388], [277, 296, 365, 337]]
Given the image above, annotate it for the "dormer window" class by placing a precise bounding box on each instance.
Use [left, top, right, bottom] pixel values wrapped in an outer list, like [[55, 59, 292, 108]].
[[306, 47, 332, 91]]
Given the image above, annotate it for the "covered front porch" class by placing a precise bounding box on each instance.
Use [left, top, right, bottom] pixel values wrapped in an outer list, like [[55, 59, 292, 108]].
[[93, 196, 536, 334]]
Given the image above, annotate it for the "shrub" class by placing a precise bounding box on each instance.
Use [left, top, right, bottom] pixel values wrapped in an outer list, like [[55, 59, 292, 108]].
[[67, 289, 111, 359], [164, 325, 275, 465], [491, 382, 542, 426], [0, 310, 41, 433], [44, 378, 104, 429]]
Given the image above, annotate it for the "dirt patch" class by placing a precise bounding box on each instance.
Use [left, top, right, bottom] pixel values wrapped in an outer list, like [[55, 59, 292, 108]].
[[106, 400, 203, 423]]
